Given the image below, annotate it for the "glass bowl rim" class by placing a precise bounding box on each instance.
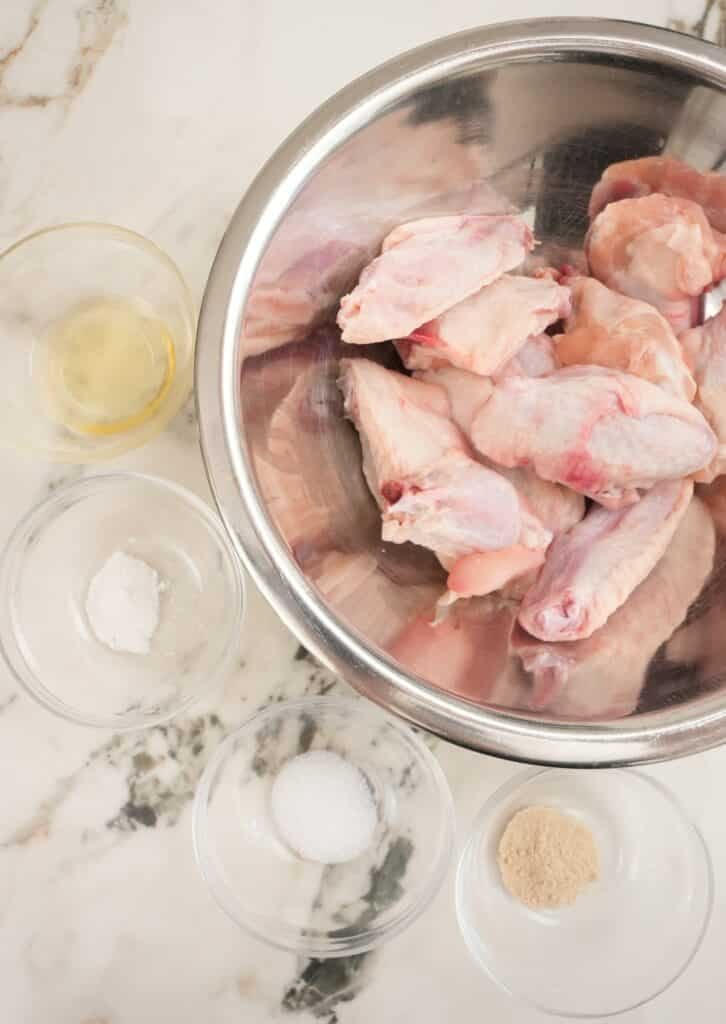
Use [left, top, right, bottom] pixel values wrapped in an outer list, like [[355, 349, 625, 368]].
[[0, 220, 194, 310], [0, 221, 197, 463], [455, 765, 714, 1019], [0, 470, 245, 729], [192, 695, 456, 956]]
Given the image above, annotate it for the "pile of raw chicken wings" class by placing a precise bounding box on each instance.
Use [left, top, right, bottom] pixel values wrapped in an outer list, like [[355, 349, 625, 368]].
[[336, 156, 726, 714]]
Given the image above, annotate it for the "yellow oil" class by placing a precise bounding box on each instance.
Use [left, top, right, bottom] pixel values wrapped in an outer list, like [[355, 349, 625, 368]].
[[41, 298, 176, 437]]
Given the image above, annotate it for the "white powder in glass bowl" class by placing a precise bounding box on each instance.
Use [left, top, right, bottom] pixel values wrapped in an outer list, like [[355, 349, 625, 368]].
[[85, 551, 163, 655], [270, 749, 378, 864]]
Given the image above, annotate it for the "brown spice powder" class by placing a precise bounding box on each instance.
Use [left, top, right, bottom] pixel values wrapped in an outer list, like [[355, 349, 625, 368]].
[[497, 805, 600, 909]]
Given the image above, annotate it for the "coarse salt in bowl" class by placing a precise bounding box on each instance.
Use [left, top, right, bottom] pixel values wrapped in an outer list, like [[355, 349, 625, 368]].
[[0, 472, 244, 728], [192, 697, 455, 956], [269, 748, 380, 864]]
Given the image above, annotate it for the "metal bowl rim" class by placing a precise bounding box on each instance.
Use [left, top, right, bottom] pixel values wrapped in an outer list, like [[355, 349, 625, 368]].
[[196, 17, 726, 766]]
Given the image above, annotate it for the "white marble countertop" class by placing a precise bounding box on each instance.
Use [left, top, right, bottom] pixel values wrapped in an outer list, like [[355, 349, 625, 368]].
[[3, 2, 726, 1022]]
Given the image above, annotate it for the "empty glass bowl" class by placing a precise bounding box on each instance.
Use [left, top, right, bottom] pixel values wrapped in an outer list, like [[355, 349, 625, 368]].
[[456, 768, 713, 1017], [0, 223, 195, 461], [0, 473, 244, 728], [193, 697, 455, 956]]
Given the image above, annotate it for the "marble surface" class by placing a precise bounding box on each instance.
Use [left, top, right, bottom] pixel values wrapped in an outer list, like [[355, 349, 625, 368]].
[[3, 2, 726, 1022]]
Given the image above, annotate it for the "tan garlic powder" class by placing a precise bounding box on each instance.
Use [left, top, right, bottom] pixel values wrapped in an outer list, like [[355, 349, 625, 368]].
[[497, 805, 600, 909]]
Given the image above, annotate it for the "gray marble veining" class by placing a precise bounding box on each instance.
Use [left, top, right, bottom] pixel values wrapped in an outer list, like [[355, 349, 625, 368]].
[[2, 2, 726, 1023]]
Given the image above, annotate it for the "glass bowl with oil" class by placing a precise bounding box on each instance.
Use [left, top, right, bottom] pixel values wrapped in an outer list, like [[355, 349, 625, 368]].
[[0, 223, 195, 461]]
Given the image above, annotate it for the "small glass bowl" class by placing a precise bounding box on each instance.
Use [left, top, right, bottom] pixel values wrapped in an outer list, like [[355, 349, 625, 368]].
[[0, 223, 195, 462], [0, 473, 244, 729], [456, 768, 713, 1018], [192, 697, 455, 957]]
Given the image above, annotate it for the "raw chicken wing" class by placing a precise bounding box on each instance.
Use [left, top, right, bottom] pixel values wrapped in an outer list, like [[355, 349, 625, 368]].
[[589, 155, 726, 232], [418, 364, 586, 533], [338, 357, 454, 506], [381, 449, 550, 560], [518, 479, 693, 641], [470, 366, 716, 506], [418, 363, 585, 586], [513, 497, 715, 716], [439, 461, 585, 603], [681, 305, 726, 481], [395, 273, 570, 375], [338, 215, 533, 344], [554, 276, 695, 399], [586, 194, 725, 333], [339, 359, 550, 567]]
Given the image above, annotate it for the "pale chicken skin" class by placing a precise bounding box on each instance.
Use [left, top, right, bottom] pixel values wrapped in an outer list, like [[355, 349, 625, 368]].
[[439, 462, 586, 603], [518, 478, 693, 642], [586, 194, 725, 334], [681, 305, 726, 482], [513, 497, 715, 716], [339, 359, 550, 570], [403, 330, 559, 378], [417, 362, 584, 598], [418, 365, 586, 533], [494, 332, 560, 380], [589, 155, 726, 233], [381, 449, 550, 560], [416, 365, 492, 433], [470, 366, 716, 507], [338, 215, 533, 344], [395, 338, 450, 372], [338, 357, 453, 508], [504, 466, 585, 534], [493, 467, 587, 602], [395, 273, 570, 376], [554, 276, 696, 400]]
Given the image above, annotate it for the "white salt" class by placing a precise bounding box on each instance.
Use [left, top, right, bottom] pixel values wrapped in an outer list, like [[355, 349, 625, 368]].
[[85, 551, 163, 655], [269, 749, 377, 864]]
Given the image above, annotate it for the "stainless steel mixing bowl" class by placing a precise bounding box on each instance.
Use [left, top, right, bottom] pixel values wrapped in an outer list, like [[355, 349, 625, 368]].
[[197, 18, 726, 766]]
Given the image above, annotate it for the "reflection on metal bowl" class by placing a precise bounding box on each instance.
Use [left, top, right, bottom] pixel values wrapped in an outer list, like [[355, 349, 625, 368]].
[[197, 18, 726, 765]]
